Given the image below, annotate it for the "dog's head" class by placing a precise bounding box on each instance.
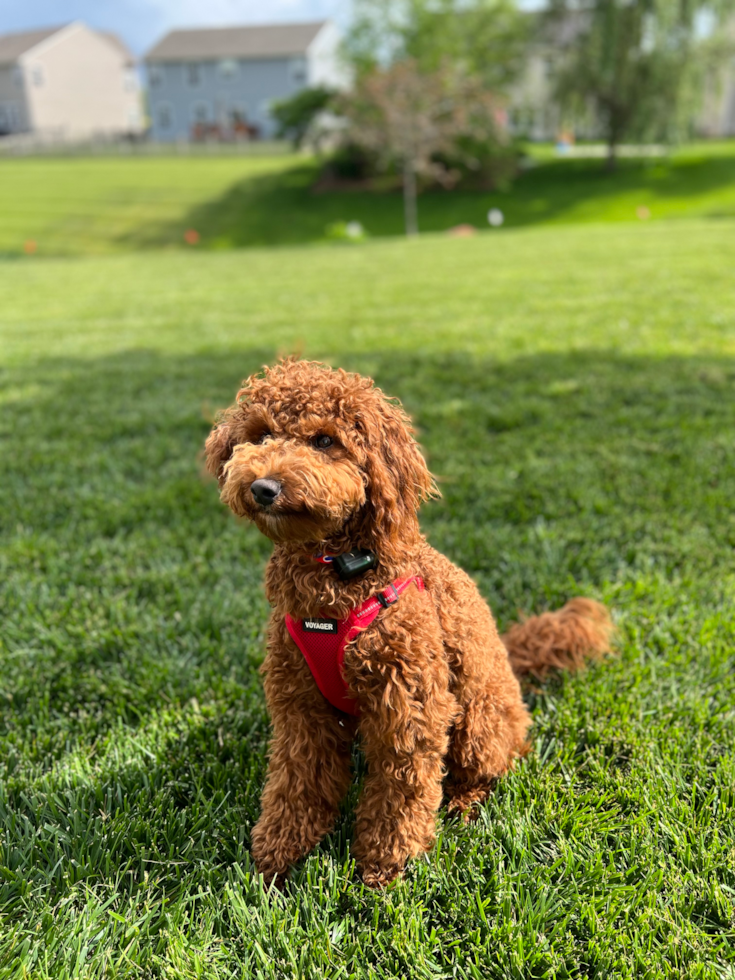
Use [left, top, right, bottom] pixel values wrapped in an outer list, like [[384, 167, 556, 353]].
[[205, 360, 436, 556]]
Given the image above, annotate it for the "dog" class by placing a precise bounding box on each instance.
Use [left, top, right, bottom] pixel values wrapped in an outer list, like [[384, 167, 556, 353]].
[[205, 359, 612, 888]]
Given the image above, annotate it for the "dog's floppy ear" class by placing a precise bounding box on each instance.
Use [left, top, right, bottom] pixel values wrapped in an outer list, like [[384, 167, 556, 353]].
[[358, 398, 437, 554], [204, 400, 250, 487], [205, 377, 259, 485]]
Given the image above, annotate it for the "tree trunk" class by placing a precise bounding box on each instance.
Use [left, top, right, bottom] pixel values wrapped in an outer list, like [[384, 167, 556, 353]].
[[605, 140, 617, 173], [403, 160, 418, 236]]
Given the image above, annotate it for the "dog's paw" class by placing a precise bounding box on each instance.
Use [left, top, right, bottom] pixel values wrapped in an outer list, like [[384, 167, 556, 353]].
[[360, 864, 404, 889], [446, 781, 494, 822], [447, 798, 480, 824], [250, 841, 292, 890], [252, 857, 289, 890]]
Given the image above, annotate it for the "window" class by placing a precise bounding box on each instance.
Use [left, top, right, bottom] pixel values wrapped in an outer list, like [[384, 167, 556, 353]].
[[148, 64, 164, 88], [190, 101, 210, 124], [258, 99, 272, 119], [156, 102, 173, 130], [123, 68, 137, 92], [290, 58, 307, 86], [184, 62, 203, 88], [31, 64, 44, 87], [0, 107, 7, 133], [219, 59, 238, 80], [231, 103, 248, 124]]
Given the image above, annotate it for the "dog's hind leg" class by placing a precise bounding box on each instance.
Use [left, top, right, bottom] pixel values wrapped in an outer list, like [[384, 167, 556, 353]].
[[445, 681, 531, 820], [250, 620, 357, 886]]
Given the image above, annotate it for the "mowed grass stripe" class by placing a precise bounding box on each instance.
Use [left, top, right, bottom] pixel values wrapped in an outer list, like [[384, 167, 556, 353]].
[[2, 220, 735, 366], [1, 142, 735, 255], [0, 221, 734, 977]]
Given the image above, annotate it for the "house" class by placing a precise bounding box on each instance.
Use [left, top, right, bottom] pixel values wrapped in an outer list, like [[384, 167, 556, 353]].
[[509, 12, 735, 142], [143, 20, 344, 141], [0, 22, 142, 140], [698, 56, 735, 137]]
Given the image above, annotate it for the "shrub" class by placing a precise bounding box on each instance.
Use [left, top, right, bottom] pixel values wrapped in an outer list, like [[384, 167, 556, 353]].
[[271, 86, 334, 148]]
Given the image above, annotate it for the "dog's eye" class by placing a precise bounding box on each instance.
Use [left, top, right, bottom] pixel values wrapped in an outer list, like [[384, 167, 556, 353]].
[[313, 434, 333, 449], [257, 430, 272, 443]]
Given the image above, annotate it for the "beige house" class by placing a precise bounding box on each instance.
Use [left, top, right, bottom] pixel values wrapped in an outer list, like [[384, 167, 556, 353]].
[[0, 22, 142, 140]]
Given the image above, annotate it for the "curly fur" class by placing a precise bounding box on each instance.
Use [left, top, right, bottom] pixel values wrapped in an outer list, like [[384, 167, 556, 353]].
[[205, 359, 614, 888]]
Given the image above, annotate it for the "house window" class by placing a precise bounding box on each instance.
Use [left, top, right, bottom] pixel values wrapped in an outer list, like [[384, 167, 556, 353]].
[[185, 63, 203, 88], [123, 68, 137, 92], [231, 103, 248, 124], [258, 99, 272, 119], [290, 58, 307, 85], [0, 106, 8, 133], [191, 101, 210, 124], [156, 102, 173, 130], [31, 64, 44, 87], [148, 64, 164, 88], [219, 59, 237, 80]]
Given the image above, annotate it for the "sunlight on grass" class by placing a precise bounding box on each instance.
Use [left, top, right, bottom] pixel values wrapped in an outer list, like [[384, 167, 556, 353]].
[[1, 220, 734, 977], [0, 140, 734, 256]]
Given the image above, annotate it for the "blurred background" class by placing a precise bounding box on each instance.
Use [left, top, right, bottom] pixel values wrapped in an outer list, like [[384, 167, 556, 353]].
[[1, 0, 734, 249]]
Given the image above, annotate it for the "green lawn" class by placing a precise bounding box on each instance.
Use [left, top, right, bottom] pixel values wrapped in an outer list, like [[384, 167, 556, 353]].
[[1, 141, 735, 256], [1, 219, 734, 977]]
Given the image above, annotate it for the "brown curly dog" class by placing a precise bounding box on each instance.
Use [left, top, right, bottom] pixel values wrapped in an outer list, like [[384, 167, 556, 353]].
[[205, 359, 613, 888]]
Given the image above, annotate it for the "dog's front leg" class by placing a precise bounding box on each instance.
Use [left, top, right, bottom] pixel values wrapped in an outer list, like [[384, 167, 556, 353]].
[[348, 607, 458, 887], [250, 618, 356, 886]]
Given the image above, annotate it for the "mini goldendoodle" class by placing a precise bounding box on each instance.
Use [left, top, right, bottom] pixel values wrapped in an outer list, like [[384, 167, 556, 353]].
[[205, 359, 612, 888]]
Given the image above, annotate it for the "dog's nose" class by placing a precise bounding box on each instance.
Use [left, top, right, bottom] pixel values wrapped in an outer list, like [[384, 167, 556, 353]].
[[251, 478, 282, 507]]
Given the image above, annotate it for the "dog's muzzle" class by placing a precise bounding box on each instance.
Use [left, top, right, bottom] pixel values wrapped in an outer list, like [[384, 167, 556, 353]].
[[251, 478, 282, 508]]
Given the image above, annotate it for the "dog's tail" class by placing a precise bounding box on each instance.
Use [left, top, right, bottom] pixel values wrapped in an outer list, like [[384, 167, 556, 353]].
[[502, 598, 614, 679]]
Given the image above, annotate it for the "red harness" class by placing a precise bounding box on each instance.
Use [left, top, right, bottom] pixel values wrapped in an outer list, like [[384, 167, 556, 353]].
[[285, 576, 425, 716]]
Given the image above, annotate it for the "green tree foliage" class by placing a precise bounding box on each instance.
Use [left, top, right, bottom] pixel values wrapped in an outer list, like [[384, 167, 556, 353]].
[[547, 0, 735, 169], [270, 86, 334, 148], [338, 59, 513, 235], [338, 0, 525, 233], [345, 0, 529, 93]]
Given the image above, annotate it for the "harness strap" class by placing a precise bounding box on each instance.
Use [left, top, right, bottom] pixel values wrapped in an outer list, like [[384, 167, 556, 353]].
[[285, 575, 425, 716]]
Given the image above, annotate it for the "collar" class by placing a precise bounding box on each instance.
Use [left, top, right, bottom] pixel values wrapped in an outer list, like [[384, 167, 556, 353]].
[[313, 549, 377, 580]]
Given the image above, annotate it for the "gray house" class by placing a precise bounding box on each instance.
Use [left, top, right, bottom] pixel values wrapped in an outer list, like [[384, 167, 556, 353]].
[[143, 21, 344, 142], [0, 22, 142, 139]]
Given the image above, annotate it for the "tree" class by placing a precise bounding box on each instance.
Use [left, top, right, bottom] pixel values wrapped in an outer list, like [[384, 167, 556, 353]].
[[270, 86, 334, 148], [546, 0, 735, 170], [338, 59, 509, 235], [345, 0, 529, 93]]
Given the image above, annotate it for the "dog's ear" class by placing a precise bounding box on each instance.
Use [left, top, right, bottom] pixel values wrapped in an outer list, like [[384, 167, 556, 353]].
[[359, 399, 437, 553], [204, 407, 242, 486]]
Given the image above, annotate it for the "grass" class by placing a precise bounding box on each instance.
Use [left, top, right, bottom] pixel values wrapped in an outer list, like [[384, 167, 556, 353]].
[[1, 140, 735, 256], [0, 154, 295, 257], [1, 218, 734, 977]]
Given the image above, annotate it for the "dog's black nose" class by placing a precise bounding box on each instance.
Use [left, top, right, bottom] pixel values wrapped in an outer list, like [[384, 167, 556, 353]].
[[251, 478, 282, 507]]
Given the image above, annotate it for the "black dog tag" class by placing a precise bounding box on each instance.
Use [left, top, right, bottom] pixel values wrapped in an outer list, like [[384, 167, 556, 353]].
[[302, 619, 338, 633], [332, 550, 377, 580]]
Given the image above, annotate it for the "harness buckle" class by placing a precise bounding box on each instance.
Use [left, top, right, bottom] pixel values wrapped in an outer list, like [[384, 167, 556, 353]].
[[377, 584, 399, 608]]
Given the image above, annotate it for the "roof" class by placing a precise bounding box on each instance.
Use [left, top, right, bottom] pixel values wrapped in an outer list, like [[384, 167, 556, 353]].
[[0, 23, 134, 65], [144, 21, 327, 62], [99, 31, 135, 63], [0, 25, 64, 64]]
